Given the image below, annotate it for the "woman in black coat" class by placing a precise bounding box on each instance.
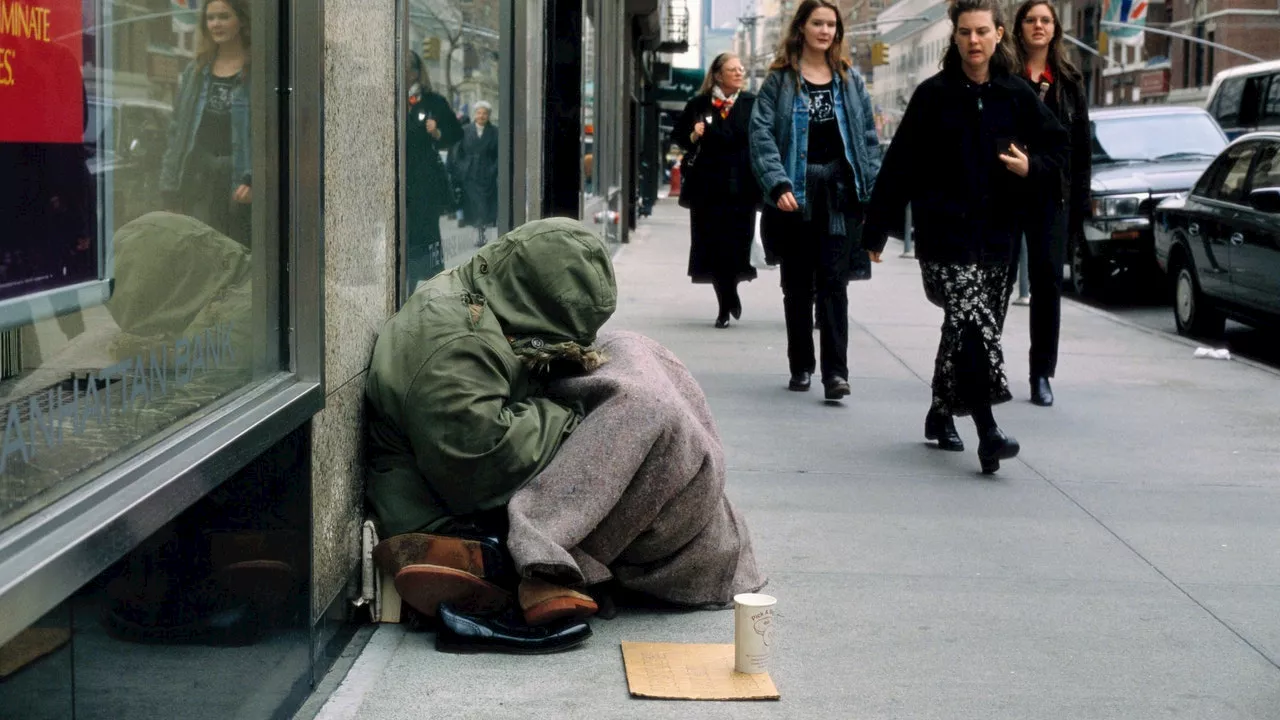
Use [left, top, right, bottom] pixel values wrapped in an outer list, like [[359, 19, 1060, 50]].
[[864, 0, 1068, 473], [405, 52, 462, 290], [672, 52, 760, 328], [452, 100, 500, 247], [1012, 0, 1091, 407]]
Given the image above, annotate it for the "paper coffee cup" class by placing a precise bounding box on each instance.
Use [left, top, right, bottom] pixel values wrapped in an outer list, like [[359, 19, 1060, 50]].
[[733, 593, 776, 674]]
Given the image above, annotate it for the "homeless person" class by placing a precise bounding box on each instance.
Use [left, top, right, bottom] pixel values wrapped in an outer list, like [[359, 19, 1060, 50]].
[[365, 217, 765, 652]]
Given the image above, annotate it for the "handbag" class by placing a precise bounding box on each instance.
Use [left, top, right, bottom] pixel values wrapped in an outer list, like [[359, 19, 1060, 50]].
[[677, 147, 699, 209]]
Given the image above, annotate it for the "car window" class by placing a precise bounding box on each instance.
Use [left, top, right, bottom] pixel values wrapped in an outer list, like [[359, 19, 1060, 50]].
[[1194, 153, 1232, 197], [1248, 143, 1280, 191], [1263, 74, 1280, 125], [1213, 77, 1245, 127], [1091, 113, 1227, 163], [1203, 143, 1258, 204]]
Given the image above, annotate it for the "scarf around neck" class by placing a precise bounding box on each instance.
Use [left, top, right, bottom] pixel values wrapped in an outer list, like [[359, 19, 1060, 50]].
[[711, 86, 740, 119]]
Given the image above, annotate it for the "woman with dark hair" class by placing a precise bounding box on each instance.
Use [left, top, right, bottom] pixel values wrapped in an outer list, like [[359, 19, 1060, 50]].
[[160, 0, 252, 245], [1011, 0, 1091, 407], [863, 0, 1068, 473], [672, 52, 759, 328], [404, 52, 462, 289], [749, 0, 881, 400]]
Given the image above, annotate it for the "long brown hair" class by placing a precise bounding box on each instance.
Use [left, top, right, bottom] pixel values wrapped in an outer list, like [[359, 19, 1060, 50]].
[[1012, 1, 1082, 85], [698, 52, 740, 95], [941, 0, 1018, 77], [196, 0, 251, 68], [768, 0, 851, 77]]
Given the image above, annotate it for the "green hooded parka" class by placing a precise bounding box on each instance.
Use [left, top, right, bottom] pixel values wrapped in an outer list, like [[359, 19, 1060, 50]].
[[365, 217, 617, 536]]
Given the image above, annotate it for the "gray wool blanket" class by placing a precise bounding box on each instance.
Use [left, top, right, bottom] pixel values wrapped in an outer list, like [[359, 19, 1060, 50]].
[[505, 331, 767, 607]]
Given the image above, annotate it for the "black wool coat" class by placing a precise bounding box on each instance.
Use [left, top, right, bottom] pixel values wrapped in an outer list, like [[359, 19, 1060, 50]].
[[1019, 69, 1092, 254], [864, 66, 1069, 266], [672, 92, 761, 283]]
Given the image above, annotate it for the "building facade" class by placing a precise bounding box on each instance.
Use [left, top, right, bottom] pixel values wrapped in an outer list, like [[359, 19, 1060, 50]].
[[0, 0, 684, 715]]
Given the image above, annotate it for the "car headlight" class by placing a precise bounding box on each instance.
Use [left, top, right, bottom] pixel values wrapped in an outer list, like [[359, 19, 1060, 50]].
[[1091, 193, 1148, 219]]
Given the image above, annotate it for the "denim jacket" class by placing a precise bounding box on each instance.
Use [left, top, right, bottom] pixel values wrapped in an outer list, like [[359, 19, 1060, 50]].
[[749, 66, 881, 209], [160, 62, 252, 194]]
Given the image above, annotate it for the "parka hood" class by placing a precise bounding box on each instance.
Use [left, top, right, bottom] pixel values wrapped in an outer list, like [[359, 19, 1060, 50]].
[[459, 217, 616, 347]]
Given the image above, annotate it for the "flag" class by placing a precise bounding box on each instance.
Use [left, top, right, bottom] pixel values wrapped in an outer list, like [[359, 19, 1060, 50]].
[[1102, 0, 1148, 46], [172, 0, 200, 34]]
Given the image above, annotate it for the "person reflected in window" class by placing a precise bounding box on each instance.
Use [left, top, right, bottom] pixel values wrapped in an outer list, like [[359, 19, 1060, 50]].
[[673, 53, 760, 329], [405, 52, 463, 290], [749, 0, 882, 401], [452, 100, 500, 248], [160, 0, 252, 247], [863, 0, 1068, 473], [1011, 0, 1091, 407]]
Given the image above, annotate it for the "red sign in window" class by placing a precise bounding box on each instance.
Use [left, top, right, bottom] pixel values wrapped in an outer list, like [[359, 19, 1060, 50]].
[[0, 0, 85, 143]]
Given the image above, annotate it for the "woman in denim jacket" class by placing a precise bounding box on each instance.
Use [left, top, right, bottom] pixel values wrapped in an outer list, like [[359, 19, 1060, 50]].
[[749, 0, 881, 402], [160, 0, 252, 246]]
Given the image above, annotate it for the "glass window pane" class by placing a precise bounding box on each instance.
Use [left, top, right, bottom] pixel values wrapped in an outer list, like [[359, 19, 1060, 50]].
[[403, 0, 505, 297], [0, 0, 285, 533]]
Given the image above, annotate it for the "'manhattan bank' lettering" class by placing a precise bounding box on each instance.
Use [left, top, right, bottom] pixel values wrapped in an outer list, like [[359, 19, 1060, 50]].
[[0, 321, 236, 473]]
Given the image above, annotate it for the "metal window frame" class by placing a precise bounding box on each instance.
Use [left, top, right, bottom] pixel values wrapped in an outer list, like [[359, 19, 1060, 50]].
[[0, 0, 326, 649]]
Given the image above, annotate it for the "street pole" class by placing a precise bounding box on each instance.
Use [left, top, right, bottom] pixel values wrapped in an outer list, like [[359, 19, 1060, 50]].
[[1098, 21, 1265, 62], [739, 12, 763, 92]]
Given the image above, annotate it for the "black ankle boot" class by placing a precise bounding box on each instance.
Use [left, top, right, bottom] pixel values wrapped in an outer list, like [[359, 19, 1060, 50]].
[[924, 409, 964, 451], [977, 427, 1020, 474]]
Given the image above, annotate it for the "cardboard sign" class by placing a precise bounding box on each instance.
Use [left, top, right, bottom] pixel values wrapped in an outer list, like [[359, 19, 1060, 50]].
[[620, 642, 781, 701], [0, 0, 85, 143]]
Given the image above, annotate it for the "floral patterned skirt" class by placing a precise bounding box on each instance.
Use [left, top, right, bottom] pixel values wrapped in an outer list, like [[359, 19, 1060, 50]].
[[920, 261, 1014, 416]]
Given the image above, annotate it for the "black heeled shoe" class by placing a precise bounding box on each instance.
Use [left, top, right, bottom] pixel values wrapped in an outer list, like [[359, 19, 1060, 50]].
[[715, 313, 730, 329], [977, 427, 1020, 474], [924, 410, 964, 452], [1030, 376, 1054, 407], [731, 296, 742, 320], [788, 371, 812, 391]]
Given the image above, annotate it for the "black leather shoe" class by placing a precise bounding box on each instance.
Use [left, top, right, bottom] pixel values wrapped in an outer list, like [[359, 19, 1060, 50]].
[[924, 410, 964, 451], [823, 377, 851, 401], [731, 298, 742, 320], [715, 313, 730, 329], [435, 603, 592, 655], [1030, 376, 1054, 407], [788, 371, 812, 391], [977, 427, 1020, 474]]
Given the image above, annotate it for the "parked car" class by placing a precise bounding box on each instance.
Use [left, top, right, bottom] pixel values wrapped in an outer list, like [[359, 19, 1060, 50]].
[[1204, 59, 1280, 140], [1070, 106, 1228, 296], [1153, 132, 1280, 336]]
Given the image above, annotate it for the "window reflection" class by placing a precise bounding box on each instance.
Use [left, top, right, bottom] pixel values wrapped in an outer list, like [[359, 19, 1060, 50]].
[[403, 0, 505, 297], [0, 0, 282, 533]]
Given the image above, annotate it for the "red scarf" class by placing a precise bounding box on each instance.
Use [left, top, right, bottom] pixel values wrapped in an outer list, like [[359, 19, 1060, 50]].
[[711, 97, 734, 119]]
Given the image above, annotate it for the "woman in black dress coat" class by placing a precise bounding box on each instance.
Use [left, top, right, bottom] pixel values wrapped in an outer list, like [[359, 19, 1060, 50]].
[[672, 52, 761, 328], [1012, 0, 1091, 407]]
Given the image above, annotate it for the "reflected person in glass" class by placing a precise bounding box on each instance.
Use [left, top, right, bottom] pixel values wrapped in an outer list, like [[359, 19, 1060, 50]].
[[159, 0, 252, 247], [673, 53, 760, 329], [405, 51, 463, 290], [452, 100, 500, 249]]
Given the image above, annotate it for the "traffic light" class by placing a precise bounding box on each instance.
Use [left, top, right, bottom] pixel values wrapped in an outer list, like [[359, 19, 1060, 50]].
[[871, 42, 890, 67], [422, 36, 441, 61]]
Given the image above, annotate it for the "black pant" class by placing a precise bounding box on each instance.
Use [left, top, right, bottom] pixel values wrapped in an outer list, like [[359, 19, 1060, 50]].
[[712, 272, 740, 317], [1022, 228, 1064, 378], [780, 229, 850, 381]]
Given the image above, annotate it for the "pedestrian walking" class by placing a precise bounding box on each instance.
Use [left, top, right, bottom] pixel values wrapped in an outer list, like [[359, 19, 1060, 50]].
[[749, 0, 881, 400], [404, 52, 462, 291], [1012, 0, 1092, 407], [672, 53, 760, 328], [863, 0, 1068, 473], [160, 0, 252, 246], [452, 100, 500, 248]]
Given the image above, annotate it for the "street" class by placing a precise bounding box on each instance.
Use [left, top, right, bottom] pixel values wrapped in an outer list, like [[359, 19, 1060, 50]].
[[302, 199, 1280, 720], [1072, 282, 1280, 369]]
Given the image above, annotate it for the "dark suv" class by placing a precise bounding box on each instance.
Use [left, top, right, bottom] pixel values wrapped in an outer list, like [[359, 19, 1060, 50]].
[[1069, 106, 1228, 296]]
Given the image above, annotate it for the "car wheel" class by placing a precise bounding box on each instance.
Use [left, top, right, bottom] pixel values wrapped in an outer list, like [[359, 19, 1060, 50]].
[[1172, 261, 1225, 338], [1067, 237, 1095, 297]]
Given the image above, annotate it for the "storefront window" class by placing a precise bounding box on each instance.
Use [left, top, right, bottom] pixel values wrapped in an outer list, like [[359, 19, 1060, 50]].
[[0, 0, 285, 533], [402, 0, 505, 298]]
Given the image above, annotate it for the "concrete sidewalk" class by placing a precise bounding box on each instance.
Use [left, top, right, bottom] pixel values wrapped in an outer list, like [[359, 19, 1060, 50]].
[[306, 200, 1280, 719]]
